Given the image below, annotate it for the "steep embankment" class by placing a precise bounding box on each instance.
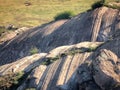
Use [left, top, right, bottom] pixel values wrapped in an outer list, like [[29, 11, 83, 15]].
[[0, 7, 119, 65]]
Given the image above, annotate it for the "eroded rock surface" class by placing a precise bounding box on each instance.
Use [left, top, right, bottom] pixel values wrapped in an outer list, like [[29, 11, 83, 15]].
[[0, 53, 47, 75], [92, 49, 120, 90], [0, 40, 120, 90], [74, 49, 120, 90], [0, 6, 120, 90], [0, 42, 100, 90], [0, 7, 119, 65]]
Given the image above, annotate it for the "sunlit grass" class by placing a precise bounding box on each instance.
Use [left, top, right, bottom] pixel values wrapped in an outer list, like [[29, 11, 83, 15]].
[[0, 0, 99, 27], [0, 0, 118, 27]]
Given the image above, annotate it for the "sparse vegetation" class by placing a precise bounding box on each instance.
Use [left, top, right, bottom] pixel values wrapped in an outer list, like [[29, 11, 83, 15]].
[[65, 48, 82, 55], [41, 45, 102, 66], [87, 46, 98, 52], [0, 72, 24, 90], [54, 11, 74, 20], [29, 47, 39, 55], [64, 47, 97, 55], [42, 56, 59, 65], [0, 0, 118, 29], [91, 0, 105, 9], [91, 0, 120, 10]]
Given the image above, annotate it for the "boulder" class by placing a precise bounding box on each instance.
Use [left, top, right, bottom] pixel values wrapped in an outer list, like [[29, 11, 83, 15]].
[[92, 49, 120, 90]]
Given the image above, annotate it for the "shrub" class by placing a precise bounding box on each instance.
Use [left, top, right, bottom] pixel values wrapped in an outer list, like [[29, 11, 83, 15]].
[[29, 47, 39, 55], [91, 0, 105, 9], [54, 11, 74, 21]]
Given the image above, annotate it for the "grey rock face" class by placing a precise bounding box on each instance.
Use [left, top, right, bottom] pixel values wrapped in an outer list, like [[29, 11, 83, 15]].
[[0, 42, 98, 90], [92, 49, 120, 90], [0, 7, 119, 65], [0, 41, 120, 90], [0, 53, 47, 75], [0, 7, 120, 90]]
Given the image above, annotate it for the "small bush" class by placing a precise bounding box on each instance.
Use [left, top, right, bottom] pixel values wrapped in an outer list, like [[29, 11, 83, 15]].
[[91, 0, 104, 9], [54, 11, 74, 21], [29, 47, 39, 55]]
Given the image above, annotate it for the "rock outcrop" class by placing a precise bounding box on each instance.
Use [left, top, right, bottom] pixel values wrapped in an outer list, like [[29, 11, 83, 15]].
[[0, 6, 120, 90], [75, 48, 120, 90], [0, 27, 29, 44], [0, 53, 47, 75], [92, 49, 120, 90], [0, 42, 102, 90], [0, 7, 120, 65], [0, 39, 120, 90]]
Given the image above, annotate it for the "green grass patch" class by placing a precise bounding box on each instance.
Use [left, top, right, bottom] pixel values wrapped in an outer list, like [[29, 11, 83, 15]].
[[0, 0, 118, 31], [0, 0, 99, 27]]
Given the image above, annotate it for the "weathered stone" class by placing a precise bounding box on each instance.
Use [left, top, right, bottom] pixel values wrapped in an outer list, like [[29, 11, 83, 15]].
[[92, 49, 120, 90], [0, 6, 120, 90], [0, 7, 119, 65], [37, 53, 91, 90], [17, 65, 47, 90], [0, 53, 47, 75]]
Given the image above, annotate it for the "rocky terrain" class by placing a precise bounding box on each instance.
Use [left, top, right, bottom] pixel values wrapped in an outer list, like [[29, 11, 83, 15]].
[[0, 6, 120, 90]]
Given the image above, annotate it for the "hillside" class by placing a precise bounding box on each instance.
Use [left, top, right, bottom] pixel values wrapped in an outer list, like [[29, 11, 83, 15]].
[[0, 0, 119, 36], [0, 2, 120, 90], [0, 6, 119, 65], [0, 29, 120, 90]]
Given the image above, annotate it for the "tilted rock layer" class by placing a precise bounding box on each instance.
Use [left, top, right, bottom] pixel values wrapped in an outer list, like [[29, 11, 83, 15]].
[[0, 7, 120, 65], [0, 6, 120, 90]]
